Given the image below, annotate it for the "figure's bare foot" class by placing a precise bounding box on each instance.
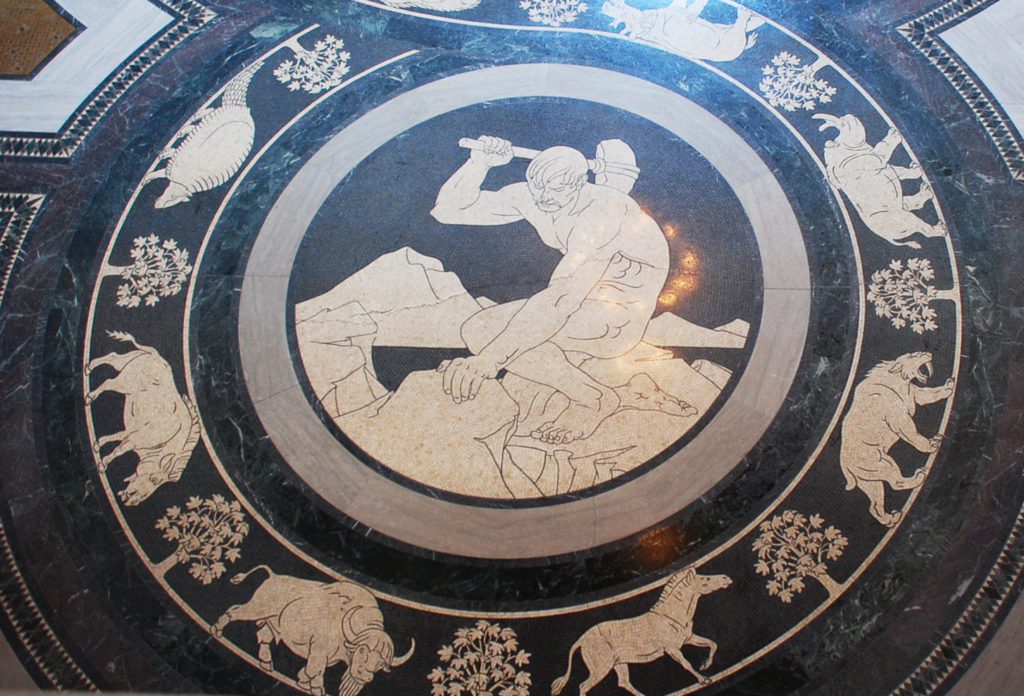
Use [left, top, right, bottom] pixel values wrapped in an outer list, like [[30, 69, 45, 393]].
[[531, 387, 620, 444], [615, 374, 696, 417]]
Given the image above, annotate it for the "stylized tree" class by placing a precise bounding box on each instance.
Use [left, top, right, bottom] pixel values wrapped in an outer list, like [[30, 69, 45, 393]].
[[274, 34, 351, 94], [520, 0, 588, 27], [867, 258, 957, 334], [100, 234, 193, 308], [759, 52, 835, 112], [752, 509, 848, 602], [152, 495, 249, 584], [428, 620, 532, 696]]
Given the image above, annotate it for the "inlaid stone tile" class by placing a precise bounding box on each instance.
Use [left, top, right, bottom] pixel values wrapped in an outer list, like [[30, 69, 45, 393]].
[[0, 0, 77, 78], [2, 1, 1024, 695]]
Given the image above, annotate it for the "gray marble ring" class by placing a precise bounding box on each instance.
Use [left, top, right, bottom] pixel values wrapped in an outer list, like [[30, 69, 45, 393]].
[[238, 63, 812, 559]]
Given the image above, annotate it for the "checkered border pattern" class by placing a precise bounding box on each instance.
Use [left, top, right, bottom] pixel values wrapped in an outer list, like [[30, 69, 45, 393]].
[[0, 192, 44, 306], [0, 0, 215, 160], [896, 5, 1024, 684], [0, 508, 94, 689], [0, 190, 95, 688], [899, 0, 1024, 180], [0, 2, 1022, 690], [891, 507, 1024, 694]]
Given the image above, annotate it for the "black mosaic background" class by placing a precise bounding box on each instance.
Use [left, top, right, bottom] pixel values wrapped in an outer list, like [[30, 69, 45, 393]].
[[2, 1, 1022, 695]]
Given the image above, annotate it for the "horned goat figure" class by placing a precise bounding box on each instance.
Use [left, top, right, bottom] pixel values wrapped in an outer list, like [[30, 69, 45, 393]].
[[143, 60, 261, 209]]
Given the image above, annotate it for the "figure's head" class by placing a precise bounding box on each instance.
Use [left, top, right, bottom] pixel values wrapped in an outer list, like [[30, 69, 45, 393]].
[[887, 351, 934, 384], [117, 453, 178, 506], [526, 146, 588, 212], [813, 113, 867, 149], [602, 0, 644, 34], [340, 621, 414, 696], [154, 181, 192, 209]]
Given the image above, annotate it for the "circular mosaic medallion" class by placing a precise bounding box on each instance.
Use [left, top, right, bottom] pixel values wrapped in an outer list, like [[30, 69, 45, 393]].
[[236, 63, 811, 555], [82, 0, 960, 668], [4, 1, 1022, 695]]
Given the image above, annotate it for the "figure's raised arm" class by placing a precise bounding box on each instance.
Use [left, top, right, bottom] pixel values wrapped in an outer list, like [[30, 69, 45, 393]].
[[430, 135, 529, 226]]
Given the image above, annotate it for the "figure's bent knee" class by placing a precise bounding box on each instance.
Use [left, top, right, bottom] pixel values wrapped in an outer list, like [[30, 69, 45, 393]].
[[460, 301, 524, 355], [461, 311, 490, 355]]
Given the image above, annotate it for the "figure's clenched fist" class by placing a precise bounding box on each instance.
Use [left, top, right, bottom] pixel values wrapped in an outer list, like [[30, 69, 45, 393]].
[[470, 135, 513, 168]]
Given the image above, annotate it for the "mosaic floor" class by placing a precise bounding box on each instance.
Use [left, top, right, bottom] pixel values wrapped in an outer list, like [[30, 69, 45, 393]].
[[2, 0, 1024, 694]]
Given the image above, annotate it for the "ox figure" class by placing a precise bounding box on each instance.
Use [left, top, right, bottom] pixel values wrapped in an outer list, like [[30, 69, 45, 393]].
[[211, 566, 414, 696], [86, 331, 199, 505], [552, 567, 731, 695], [814, 113, 946, 249]]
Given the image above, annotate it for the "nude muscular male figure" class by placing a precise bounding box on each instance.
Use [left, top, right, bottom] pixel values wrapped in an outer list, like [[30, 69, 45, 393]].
[[430, 135, 670, 444]]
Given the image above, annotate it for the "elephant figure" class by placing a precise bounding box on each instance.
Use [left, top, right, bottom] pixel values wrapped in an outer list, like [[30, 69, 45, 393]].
[[814, 113, 947, 249]]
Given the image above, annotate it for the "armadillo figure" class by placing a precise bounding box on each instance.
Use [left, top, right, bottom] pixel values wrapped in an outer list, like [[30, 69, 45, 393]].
[[143, 61, 260, 209]]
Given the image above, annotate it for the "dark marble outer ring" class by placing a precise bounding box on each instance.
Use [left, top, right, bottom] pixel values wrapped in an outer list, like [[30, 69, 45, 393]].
[[0, 3, 985, 693], [237, 62, 812, 559]]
